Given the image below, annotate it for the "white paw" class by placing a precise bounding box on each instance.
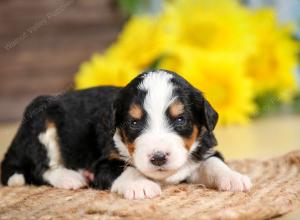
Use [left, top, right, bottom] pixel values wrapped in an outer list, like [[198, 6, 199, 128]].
[[112, 179, 162, 200], [7, 173, 25, 187], [43, 167, 87, 190], [215, 171, 252, 192]]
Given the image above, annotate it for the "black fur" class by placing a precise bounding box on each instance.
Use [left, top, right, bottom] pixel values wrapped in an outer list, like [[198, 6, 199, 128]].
[[91, 158, 125, 189], [1, 87, 124, 188]]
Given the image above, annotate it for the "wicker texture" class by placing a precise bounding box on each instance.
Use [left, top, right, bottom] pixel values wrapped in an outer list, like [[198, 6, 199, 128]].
[[1, 151, 300, 220]]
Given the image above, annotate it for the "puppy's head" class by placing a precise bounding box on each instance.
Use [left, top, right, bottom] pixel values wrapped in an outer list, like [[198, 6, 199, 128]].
[[113, 70, 218, 180]]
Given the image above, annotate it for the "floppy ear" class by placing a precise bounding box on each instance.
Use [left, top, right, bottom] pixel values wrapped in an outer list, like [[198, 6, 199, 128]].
[[203, 99, 218, 132], [191, 88, 218, 132], [190, 89, 219, 161]]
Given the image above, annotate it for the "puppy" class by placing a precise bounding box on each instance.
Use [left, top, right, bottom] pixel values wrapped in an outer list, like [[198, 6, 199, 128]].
[[1, 70, 251, 199]]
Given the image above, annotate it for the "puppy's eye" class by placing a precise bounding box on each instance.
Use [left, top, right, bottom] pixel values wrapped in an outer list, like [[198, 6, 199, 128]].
[[129, 119, 141, 130], [174, 116, 186, 126], [131, 120, 138, 126]]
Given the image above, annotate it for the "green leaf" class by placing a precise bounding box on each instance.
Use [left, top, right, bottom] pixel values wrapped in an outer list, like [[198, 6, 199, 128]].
[[117, 0, 162, 16], [292, 92, 300, 113], [118, 0, 141, 16], [146, 55, 165, 71], [253, 90, 282, 117]]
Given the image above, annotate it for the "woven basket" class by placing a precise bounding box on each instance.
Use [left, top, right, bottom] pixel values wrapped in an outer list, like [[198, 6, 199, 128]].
[[1, 151, 300, 220]]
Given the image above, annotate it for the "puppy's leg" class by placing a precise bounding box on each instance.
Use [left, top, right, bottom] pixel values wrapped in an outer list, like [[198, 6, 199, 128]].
[[90, 158, 125, 190], [111, 167, 161, 200], [39, 123, 87, 189], [189, 156, 252, 192], [1, 151, 26, 187], [1, 157, 26, 187]]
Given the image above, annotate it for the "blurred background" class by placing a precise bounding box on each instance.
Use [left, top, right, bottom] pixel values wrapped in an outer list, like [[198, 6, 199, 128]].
[[0, 0, 300, 161]]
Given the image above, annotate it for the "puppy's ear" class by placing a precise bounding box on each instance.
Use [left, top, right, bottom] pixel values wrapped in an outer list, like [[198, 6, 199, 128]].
[[190, 89, 219, 160], [191, 88, 218, 132], [203, 99, 218, 132]]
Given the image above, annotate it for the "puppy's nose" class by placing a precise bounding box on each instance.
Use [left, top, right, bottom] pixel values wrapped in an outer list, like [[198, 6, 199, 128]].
[[150, 151, 167, 166]]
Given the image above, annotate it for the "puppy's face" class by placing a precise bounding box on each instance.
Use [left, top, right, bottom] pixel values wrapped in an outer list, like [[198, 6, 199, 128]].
[[114, 70, 218, 180]]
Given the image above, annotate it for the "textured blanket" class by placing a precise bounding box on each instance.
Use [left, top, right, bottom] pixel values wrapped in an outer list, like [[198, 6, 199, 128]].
[[1, 151, 300, 220]]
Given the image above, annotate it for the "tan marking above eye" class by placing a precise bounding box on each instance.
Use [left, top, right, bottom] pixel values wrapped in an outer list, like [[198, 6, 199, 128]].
[[129, 104, 143, 119], [184, 125, 199, 150], [169, 100, 184, 117]]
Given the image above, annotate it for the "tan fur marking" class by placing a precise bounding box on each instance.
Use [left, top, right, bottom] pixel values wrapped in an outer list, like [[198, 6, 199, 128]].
[[109, 150, 121, 160], [46, 120, 55, 129], [127, 143, 136, 155], [129, 104, 143, 119], [184, 126, 199, 150], [120, 130, 136, 155], [169, 100, 184, 117]]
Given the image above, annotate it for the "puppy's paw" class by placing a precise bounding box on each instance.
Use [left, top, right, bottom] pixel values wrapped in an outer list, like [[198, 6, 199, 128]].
[[44, 168, 87, 190], [7, 173, 25, 187], [215, 171, 252, 192], [112, 179, 161, 200]]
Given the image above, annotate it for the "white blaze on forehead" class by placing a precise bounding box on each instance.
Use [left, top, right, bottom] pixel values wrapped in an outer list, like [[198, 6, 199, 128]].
[[139, 71, 174, 130]]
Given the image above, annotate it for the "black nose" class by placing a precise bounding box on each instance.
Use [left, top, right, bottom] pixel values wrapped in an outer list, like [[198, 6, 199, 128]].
[[150, 151, 167, 166]]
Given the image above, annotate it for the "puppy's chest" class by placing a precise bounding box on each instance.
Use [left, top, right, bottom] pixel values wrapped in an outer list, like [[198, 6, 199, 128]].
[[163, 162, 200, 184]]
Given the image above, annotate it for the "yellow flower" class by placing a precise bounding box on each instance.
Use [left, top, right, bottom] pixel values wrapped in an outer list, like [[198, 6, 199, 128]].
[[246, 9, 298, 101], [166, 0, 255, 54], [158, 46, 192, 74], [74, 0, 298, 125], [75, 14, 178, 89], [75, 54, 139, 89], [106, 15, 175, 70]]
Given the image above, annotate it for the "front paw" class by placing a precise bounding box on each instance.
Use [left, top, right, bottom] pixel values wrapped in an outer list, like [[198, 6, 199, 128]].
[[214, 171, 252, 192], [111, 179, 161, 200]]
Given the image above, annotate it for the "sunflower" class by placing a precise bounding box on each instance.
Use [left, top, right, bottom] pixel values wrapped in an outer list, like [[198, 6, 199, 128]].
[[106, 15, 175, 70], [75, 54, 139, 89], [246, 9, 298, 101], [166, 0, 255, 54]]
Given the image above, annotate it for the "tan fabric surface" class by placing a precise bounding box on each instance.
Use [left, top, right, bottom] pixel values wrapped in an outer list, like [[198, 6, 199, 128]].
[[0, 151, 300, 220]]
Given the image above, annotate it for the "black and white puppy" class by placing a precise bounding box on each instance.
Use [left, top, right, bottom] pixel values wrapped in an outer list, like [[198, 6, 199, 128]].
[[1, 70, 251, 199]]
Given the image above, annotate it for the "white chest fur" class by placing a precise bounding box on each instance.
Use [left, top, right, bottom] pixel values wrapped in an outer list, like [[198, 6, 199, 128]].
[[164, 160, 200, 184]]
